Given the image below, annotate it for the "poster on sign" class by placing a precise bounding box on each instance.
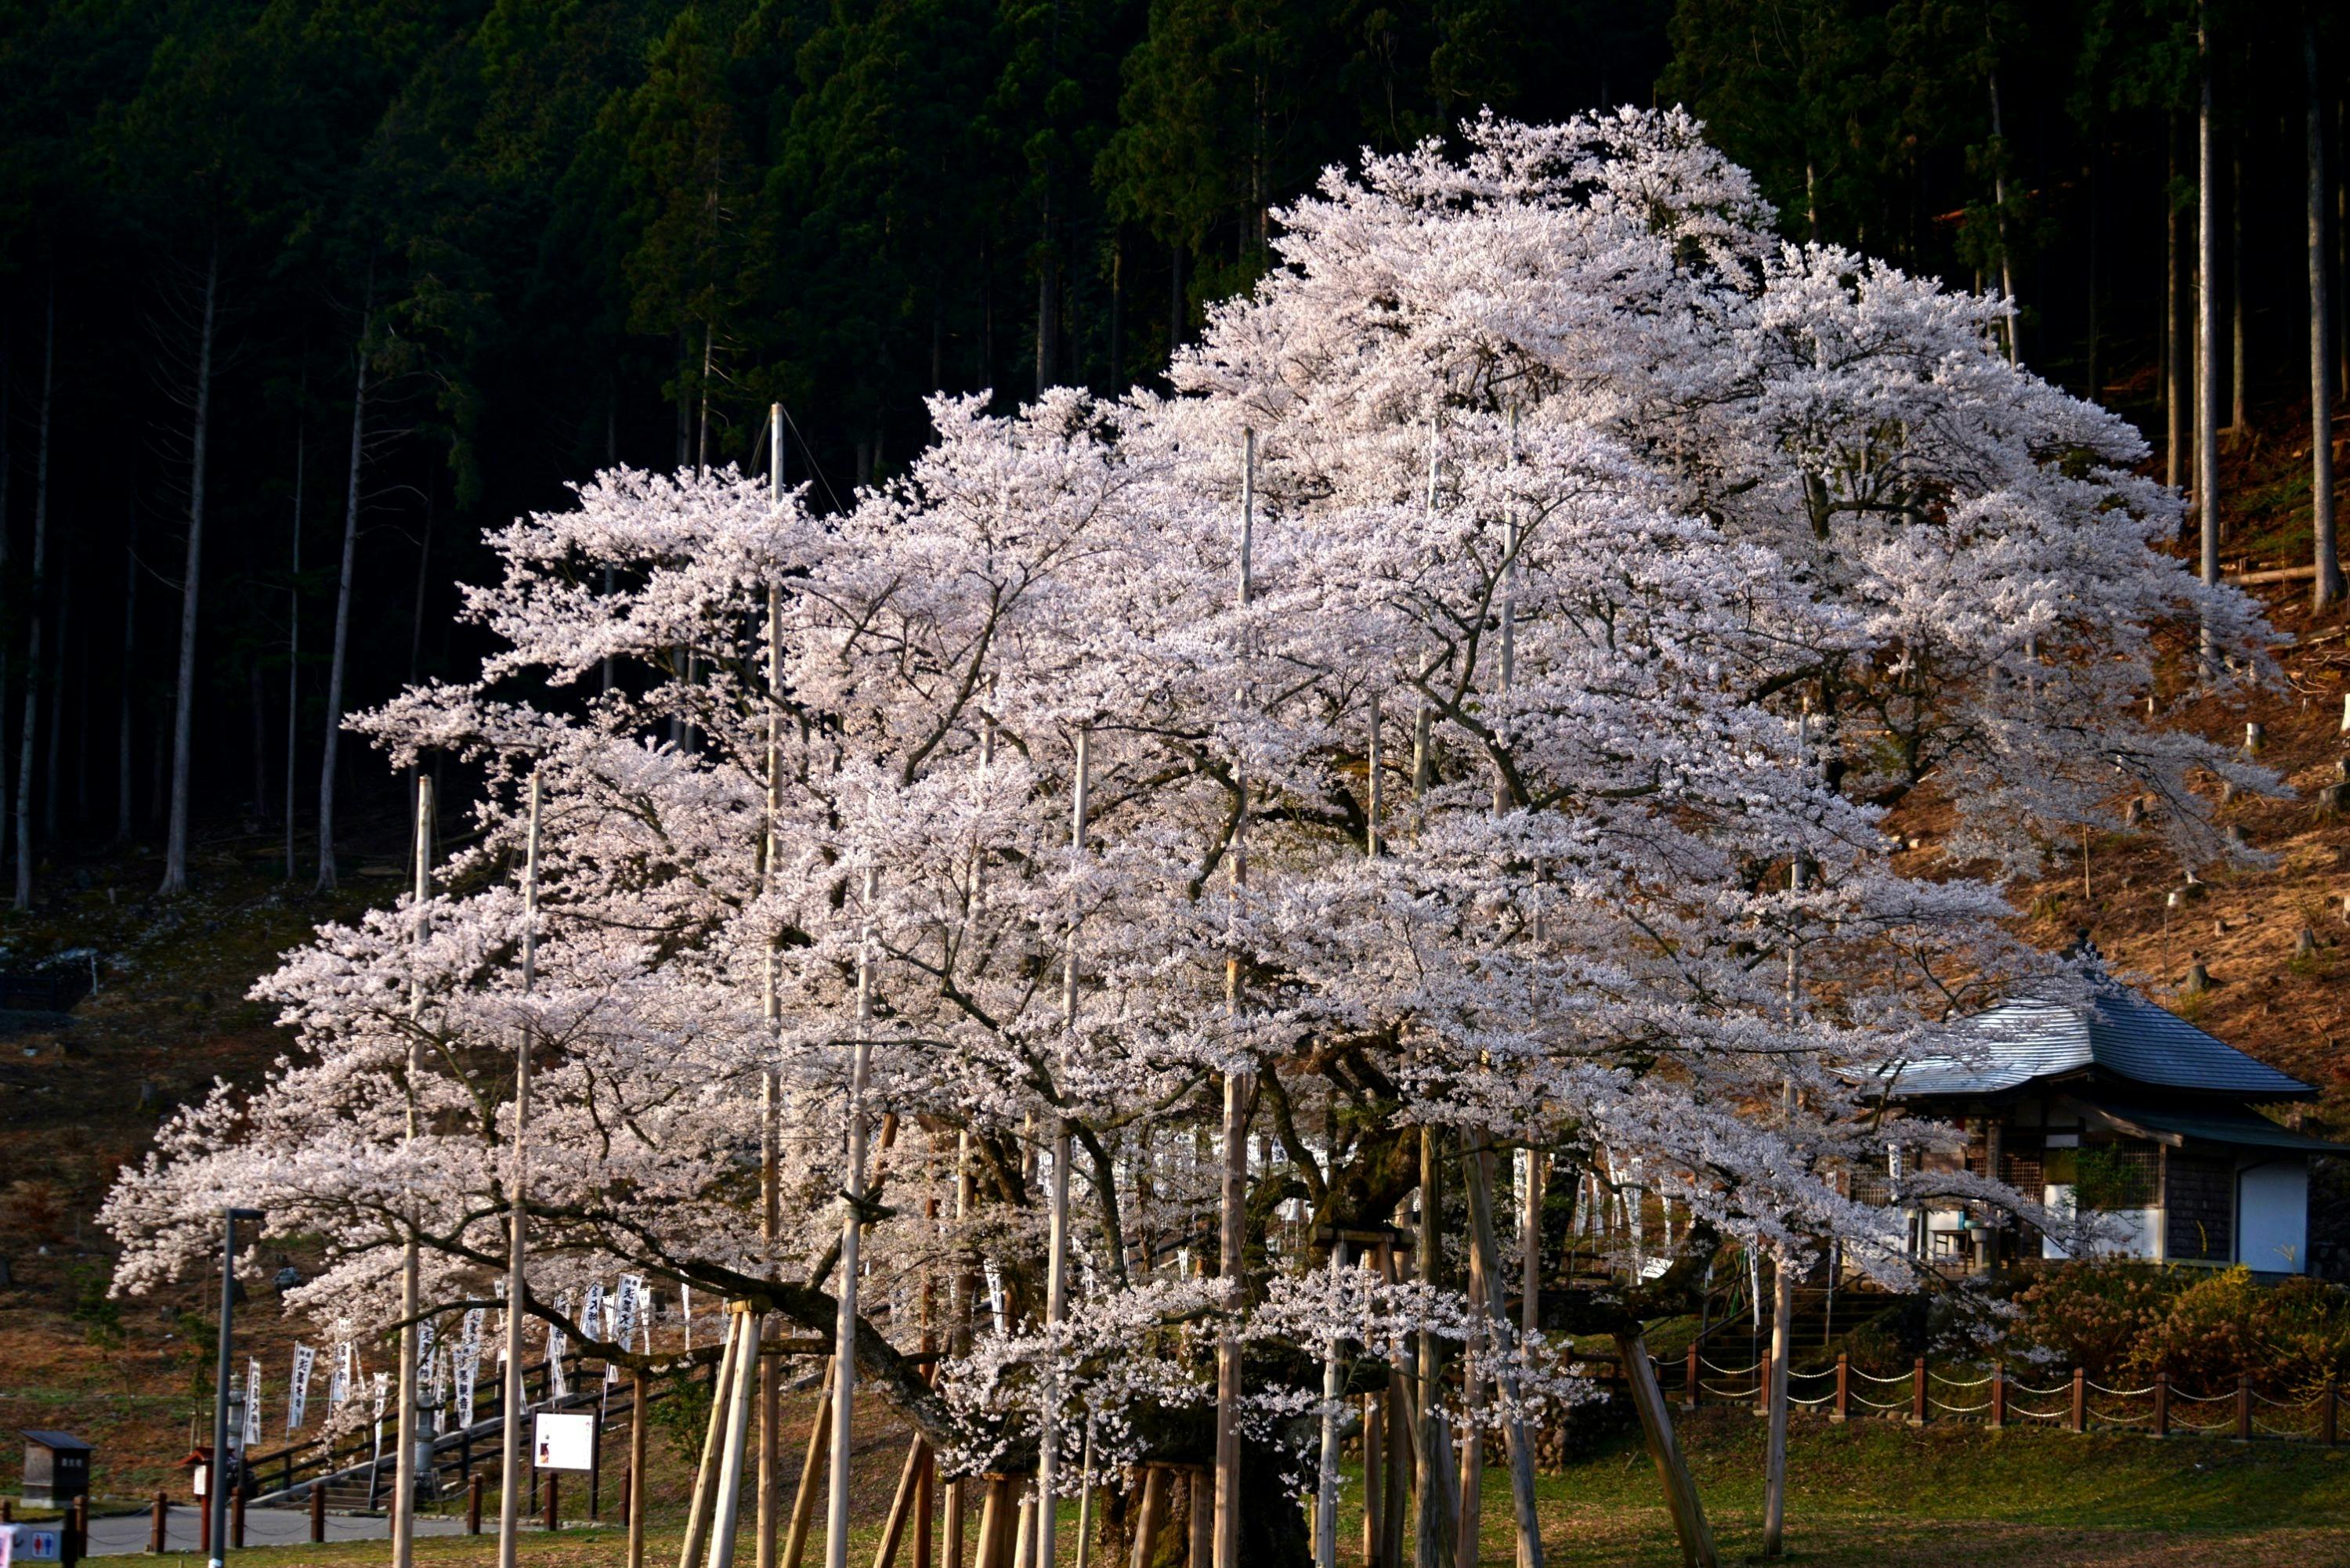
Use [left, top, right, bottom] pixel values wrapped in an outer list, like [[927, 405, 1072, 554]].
[[533, 1411, 595, 1472], [1, 1521, 65, 1562]]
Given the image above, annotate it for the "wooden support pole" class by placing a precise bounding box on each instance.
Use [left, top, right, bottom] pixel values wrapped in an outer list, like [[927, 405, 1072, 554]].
[[784, 1359, 837, 1568], [2153, 1373, 2168, 1439], [544, 1472, 559, 1534], [1990, 1363, 2006, 1431], [2236, 1374, 2252, 1442], [2072, 1367, 2088, 1436], [974, 1479, 1017, 1568], [151, 1493, 167, 1554], [713, 1308, 763, 1567], [1913, 1359, 1929, 1427], [914, 1447, 935, 1568], [318, 1483, 334, 1541], [1126, 1468, 1168, 1568], [1614, 1334, 1716, 1568], [1187, 1470, 1212, 1568], [1832, 1355, 1849, 1424], [873, 1436, 931, 1568], [1762, 1257, 1791, 1555], [1683, 1344, 1699, 1412], [630, 1369, 649, 1568], [682, 1310, 747, 1568]]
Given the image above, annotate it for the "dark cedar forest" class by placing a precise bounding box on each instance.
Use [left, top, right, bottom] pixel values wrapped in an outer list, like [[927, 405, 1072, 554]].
[[0, 0, 2341, 896]]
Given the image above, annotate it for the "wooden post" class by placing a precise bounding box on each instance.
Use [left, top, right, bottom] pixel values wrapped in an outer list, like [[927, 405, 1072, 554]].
[[199, 1486, 210, 1557], [631, 1368, 649, 1568], [913, 1447, 935, 1568], [685, 1325, 747, 1568], [546, 1470, 560, 1532], [1683, 1343, 1699, 1411], [974, 1478, 1017, 1568], [1614, 1332, 1717, 1568], [320, 1482, 334, 1541], [1832, 1355, 1849, 1424], [2236, 1374, 2252, 1441], [2153, 1374, 2170, 1439], [1990, 1363, 2005, 1431], [1911, 1359, 1927, 1426], [152, 1492, 168, 1553], [2070, 1368, 2086, 1434], [783, 1357, 836, 1567], [2324, 1380, 2339, 1447], [1188, 1468, 1213, 1568], [231, 1487, 246, 1548], [873, 1436, 931, 1568], [1126, 1467, 1169, 1568]]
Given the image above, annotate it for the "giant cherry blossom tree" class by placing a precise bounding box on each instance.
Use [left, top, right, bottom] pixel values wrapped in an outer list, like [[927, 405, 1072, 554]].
[[104, 110, 2269, 1568]]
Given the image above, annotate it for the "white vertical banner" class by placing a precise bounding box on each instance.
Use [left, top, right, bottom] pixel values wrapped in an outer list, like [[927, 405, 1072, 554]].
[[454, 1353, 477, 1428], [288, 1344, 316, 1432], [613, 1276, 642, 1350], [582, 1281, 605, 1345], [328, 1342, 353, 1409], [680, 1283, 692, 1353], [244, 1358, 263, 1450], [546, 1296, 569, 1400]]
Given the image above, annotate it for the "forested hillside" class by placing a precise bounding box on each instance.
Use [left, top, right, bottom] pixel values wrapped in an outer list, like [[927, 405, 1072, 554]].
[[0, 0, 2339, 896]]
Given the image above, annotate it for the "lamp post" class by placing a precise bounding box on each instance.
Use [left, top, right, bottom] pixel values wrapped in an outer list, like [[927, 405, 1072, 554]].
[[211, 1208, 263, 1568]]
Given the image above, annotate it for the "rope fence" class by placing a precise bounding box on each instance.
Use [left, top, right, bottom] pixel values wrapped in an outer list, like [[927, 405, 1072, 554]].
[[1655, 1349, 2345, 1446]]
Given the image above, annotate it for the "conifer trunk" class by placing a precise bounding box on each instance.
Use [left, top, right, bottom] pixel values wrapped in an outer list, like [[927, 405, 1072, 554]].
[[160, 244, 218, 896], [114, 503, 136, 846], [2311, 20, 2342, 608], [317, 298, 370, 891], [13, 281, 54, 910], [2196, 16, 2221, 633]]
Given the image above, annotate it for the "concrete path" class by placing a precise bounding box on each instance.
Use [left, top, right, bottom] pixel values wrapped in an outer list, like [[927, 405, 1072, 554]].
[[85, 1503, 469, 1555]]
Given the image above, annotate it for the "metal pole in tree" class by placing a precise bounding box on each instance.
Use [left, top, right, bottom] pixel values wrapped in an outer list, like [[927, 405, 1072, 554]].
[[1038, 727, 1090, 1568], [393, 778, 436, 1568], [1313, 1242, 1346, 1568], [1213, 431, 1255, 1568], [759, 405, 786, 1568], [209, 1208, 261, 1568], [499, 774, 544, 1568], [825, 858, 881, 1568]]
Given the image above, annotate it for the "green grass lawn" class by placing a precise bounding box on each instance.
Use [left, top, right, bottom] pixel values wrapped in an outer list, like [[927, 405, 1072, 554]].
[[125, 1410, 2350, 1566]]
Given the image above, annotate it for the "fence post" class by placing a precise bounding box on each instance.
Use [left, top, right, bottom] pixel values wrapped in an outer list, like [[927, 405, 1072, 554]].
[[1683, 1342, 1699, 1411], [311, 1483, 326, 1542], [1828, 1354, 1846, 1423], [2236, 1374, 2252, 1442], [468, 1472, 485, 1535], [545, 1469, 559, 1532], [2070, 1367, 2087, 1434], [1990, 1361, 2005, 1430], [2153, 1373, 2170, 1440], [151, 1492, 168, 1553], [2325, 1380, 2339, 1447], [1911, 1357, 1927, 1425], [230, 1488, 245, 1548]]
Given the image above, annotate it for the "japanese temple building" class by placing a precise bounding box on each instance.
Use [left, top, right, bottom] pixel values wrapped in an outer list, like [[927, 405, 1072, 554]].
[[1875, 959, 2345, 1276]]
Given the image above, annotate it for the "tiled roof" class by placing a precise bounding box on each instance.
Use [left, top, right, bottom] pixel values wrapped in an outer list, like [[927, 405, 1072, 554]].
[[1878, 983, 2312, 1100]]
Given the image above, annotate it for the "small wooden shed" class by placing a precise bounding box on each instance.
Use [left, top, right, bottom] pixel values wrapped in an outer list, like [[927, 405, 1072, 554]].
[[20, 1431, 91, 1506]]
